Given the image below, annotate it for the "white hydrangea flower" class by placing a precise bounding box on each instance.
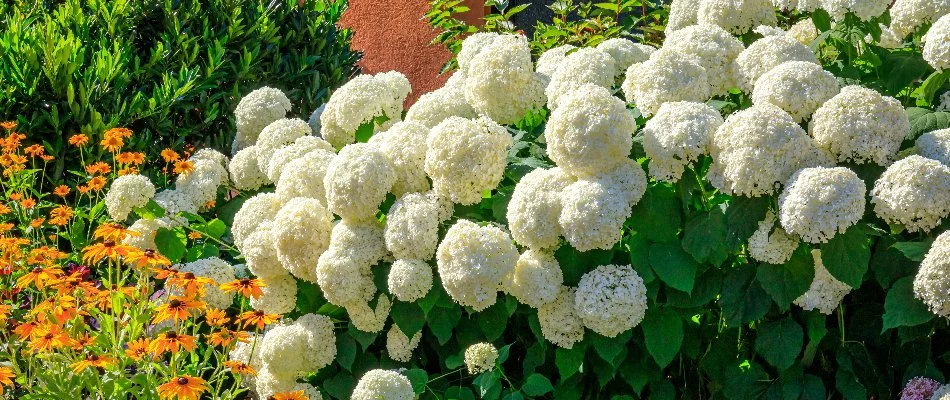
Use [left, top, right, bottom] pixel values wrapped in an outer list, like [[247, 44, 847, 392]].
[[547, 84, 635, 177], [177, 257, 235, 310], [275, 149, 335, 204], [794, 249, 851, 314], [254, 367, 296, 400], [918, 128, 950, 166], [244, 222, 288, 280], [595, 38, 656, 79], [666, 0, 700, 33], [176, 156, 228, 209], [320, 71, 411, 148], [924, 14, 950, 71], [545, 48, 616, 111], [324, 143, 396, 222], [622, 49, 711, 117], [457, 32, 502, 77], [437, 220, 519, 311], [233, 87, 292, 154], [255, 118, 311, 173], [932, 385, 950, 400], [752, 61, 840, 123], [641, 101, 724, 182], [229, 146, 269, 191], [316, 228, 384, 306], [384, 191, 453, 261], [124, 217, 172, 250], [229, 332, 264, 371], [574, 264, 648, 337], [809, 86, 910, 165], [273, 198, 333, 283], [507, 249, 563, 308], [232, 192, 283, 251], [537, 286, 585, 349], [371, 121, 431, 196], [559, 160, 647, 251], [749, 211, 800, 264], [266, 135, 334, 183], [778, 167, 866, 244], [250, 272, 298, 315], [405, 85, 477, 128], [870, 155, 950, 232], [938, 91, 950, 112], [425, 116, 512, 205], [869, 24, 905, 49], [327, 219, 389, 267], [536, 44, 577, 80], [663, 24, 745, 96], [105, 174, 155, 221], [821, 0, 891, 21], [788, 19, 820, 45], [386, 325, 422, 363], [796, 0, 822, 11], [351, 369, 414, 400], [698, 0, 778, 34], [889, 0, 950, 39], [464, 343, 498, 374], [507, 167, 576, 249], [707, 104, 831, 197], [153, 189, 199, 222], [259, 313, 336, 378], [915, 231, 950, 316], [388, 259, 433, 302], [346, 295, 391, 333], [465, 34, 546, 124], [735, 35, 819, 92], [753, 25, 788, 37]]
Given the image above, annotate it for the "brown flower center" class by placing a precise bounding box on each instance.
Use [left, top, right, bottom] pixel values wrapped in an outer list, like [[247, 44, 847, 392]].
[[177, 377, 189, 385]]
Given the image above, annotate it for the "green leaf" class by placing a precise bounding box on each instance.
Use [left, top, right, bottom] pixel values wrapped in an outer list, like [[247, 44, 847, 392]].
[[755, 317, 803, 371], [590, 331, 631, 367], [721, 264, 771, 326], [908, 109, 950, 138], [881, 276, 934, 331], [555, 344, 586, 381], [427, 303, 461, 345], [335, 334, 357, 371], [811, 8, 832, 31], [133, 199, 165, 219], [523, 374, 554, 396], [155, 227, 186, 261], [915, 71, 949, 105], [725, 195, 770, 251], [891, 241, 933, 262], [756, 245, 815, 311], [722, 362, 770, 400], [404, 369, 428, 394], [390, 300, 425, 337], [354, 120, 375, 143], [629, 185, 681, 244], [820, 225, 871, 288], [681, 208, 729, 265], [641, 307, 683, 368], [478, 301, 509, 341], [835, 369, 867, 400], [648, 242, 697, 293], [322, 372, 355, 399]]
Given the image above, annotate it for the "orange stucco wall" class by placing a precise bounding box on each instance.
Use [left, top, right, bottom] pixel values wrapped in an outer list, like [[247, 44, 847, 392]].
[[340, 0, 485, 105]]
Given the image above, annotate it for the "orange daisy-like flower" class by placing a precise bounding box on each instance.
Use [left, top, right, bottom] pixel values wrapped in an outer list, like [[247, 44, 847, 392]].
[[8, 193, 21, 201], [0, 304, 11, 321], [153, 296, 205, 324], [151, 265, 179, 280], [173, 160, 194, 175], [167, 272, 214, 299], [220, 278, 266, 299], [0, 366, 14, 396], [0, 203, 10, 215], [49, 205, 74, 226], [86, 176, 107, 191], [29, 218, 44, 228], [13, 320, 39, 340], [100, 133, 123, 153], [126, 249, 171, 269], [204, 308, 230, 327], [24, 144, 45, 157], [85, 161, 111, 175], [148, 331, 197, 355], [28, 324, 75, 352], [272, 390, 308, 400], [238, 309, 280, 330], [39, 154, 54, 162], [19, 198, 36, 209], [187, 231, 202, 240], [16, 266, 64, 290], [69, 134, 89, 147], [77, 184, 91, 194], [223, 360, 256, 376], [117, 167, 139, 176], [208, 329, 250, 348], [70, 353, 115, 374], [94, 223, 133, 242], [81, 240, 135, 264], [157, 375, 207, 400], [125, 337, 151, 360], [161, 149, 180, 163], [0, 121, 16, 131], [71, 333, 96, 350], [53, 185, 71, 197], [105, 127, 133, 139]]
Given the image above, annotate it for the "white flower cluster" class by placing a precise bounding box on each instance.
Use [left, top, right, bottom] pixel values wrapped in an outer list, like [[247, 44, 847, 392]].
[[507, 168, 575, 250], [666, 0, 700, 33], [464, 343, 498, 374], [255, 118, 312, 175], [506, 249, 563, 308], [751, 61, 839, 122], [273, 197, 333, 282], [124, 217, 171, 250], [663, 24, 745, 96], [545, 48, 616, 110], [778, 167, 866, 243], [536, 45, 577, 80], [914, 231, 950, 317], [735, 35, 819, 92], [436, 220, 519, 311], [748, 211, 800, 265], [794, 250, 852, 314], [788, 19, 820, 45], [259, 313, 336, 381], [925, 14, 950, 71], [232, 87, 292, 154], [641, 101, 724, 182], [371, 121, 431, 196], [871, 155, 950, 232], [405, 84, 477, 128], [316, 220, 387, 309], [105, 174, 155, 221], [595, 38, 656, 79], [697, 0, 778, 34], [559, 160, 646, 251], [809, 86, 910, 166], [176, 257, 236, 309], [425, 117, 512, 205], [320, 71, 411, 148], [351, 370, 414, 400], [176, 149, 230, 209], [574, 264, 648, 337], [250, 272, 298, 315], [384, 191, 453, 261], [324, 143, 396, 221], [276, 149, 336, 204], [622, 49, 711, 117], [464, 34, 546, 124], [537, 286, 585, 349], [821, 0, 890, 20], [388, 259, 433, 302], [232, 192, 283, 251], [266, 135, 334, 183], [386, 325, 422, 363], [229, 146, 269, 191], [918, 128, 950, 166], [889, 0, 950, 38]]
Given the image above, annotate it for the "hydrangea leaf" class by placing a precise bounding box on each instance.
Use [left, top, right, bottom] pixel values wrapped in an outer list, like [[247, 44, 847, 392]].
[[641, 307, 683, 369], [881, 276, 934, 331], [682, 208, 729, 265], [648, 242, 697, 293], [755, 317, 803, 371], [821, 226, 871, 288], [523, 374, 554, 397], [756, 245, 815, 311]]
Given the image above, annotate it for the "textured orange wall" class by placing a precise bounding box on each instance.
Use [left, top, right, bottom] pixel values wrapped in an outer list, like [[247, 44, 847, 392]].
[[340, 0, 484, 105]]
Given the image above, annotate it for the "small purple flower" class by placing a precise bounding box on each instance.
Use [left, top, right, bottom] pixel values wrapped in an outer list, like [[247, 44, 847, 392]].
[[901, 377, 941, 400]]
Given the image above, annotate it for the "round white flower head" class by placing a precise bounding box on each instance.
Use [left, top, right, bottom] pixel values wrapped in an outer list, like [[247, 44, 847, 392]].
[[507, 249, 563, 308], [324, 143, 396, 222], [244, 222, 288, 280], [153, 189, 199, 222], [436, 220, 519, 311], [869, 24, 905, 49], [622, 49, 711, 117], [595, 38, 656, 78], [918, 128, 950, 166], [457, 32, 502, 77], [707, 104, 831, 197], [870, 155, 950, 232], [425, 116, 512, 205], [276, 149, 335, 204], [538, 286, 585, 348], [574, 264, 648, 337], [351, 369, 414, 400], [915, 232, 950, 316], [308, 104, 326, 136], [666, 0, 700, 33], [232, 192, 283, 251], [924, 14, 950, 71], [405, 85, 477, 128], [735, 35, 819, 92], [933, 385, 950, 400], [386, 325, 422, 363], [778, 167, 866, 243], [233, 87, 291, 154], [663, 24, 745, 96], [794, 249, 851, 314], [385, 191, 453, 261], [178, 257, 235, 309], [229, 146, 269, 191], [124, 217, 171, 250], [536, 44, 577, 80], [546, 84, 635, 177], [327, 219, 389, 267], [229, 332, 264, 371], [250, 272, 298, 315], [752, 61, 840, 122], [788, 19, 820, 45], [266, 135, 334, 183], [545, 48, 616, 110], [889, 0, 950, 38], [388, 259, 433, 302], [465, 34, 546, 124], [464, 343, 498, 374], [105, 174, 155, 221], [317, 220, 387, 307], [821, 0, 890, 21], [346, 295, 391, 333], [796, 0, 822, 11], [320, 71, 411, 148], [641, 101, 724, 182], [372, 121, 431, 196], [559, 160, 647, 251], [255, 118, 311, 173], [809, 86, 910, 165], [176, 157, 228, 209], [754, 25, 788, 37], [254, 367, 297, 400], [273, 198, 333, 283], [507, 167, 576, 249], [749, 211, 800, 264], [698, 0, 778, 34], [260, 314, 336, 378]]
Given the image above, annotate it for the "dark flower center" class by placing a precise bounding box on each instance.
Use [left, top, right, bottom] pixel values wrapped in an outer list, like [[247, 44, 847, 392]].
[[177, 377, 189, 385]]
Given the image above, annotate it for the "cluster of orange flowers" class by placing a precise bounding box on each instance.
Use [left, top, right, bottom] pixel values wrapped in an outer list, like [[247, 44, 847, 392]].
[[0, 122, 52, 178]]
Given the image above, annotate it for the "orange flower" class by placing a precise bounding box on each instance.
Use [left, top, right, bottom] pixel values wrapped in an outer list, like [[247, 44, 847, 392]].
[[29, 218, 44, 228], [125, 338, 150, 360], [20, 198, 35, 209], [28, 324, 75, 352], [77, 184, 91, 194], [86, 176, 107, 191], [100, 134, 123, 153], [94, 223, 133, 242], [16, 266, 64, 290], [167, 272, 214, 298], [125, 249, 171, 269], [173, 160, 194, 175], [161, 149, 180, 163], [24, 144, 45, 157], [157, 375, 207, 400], [204, 308, 230, 327], [223, 360, 256, 376], [85, 161, 111, 175], [0, 121, 17, 131], [238, 309, 280, 330], [0, 366, 13, 396], [153, 296, 205, 324], [105, 127, 133, 139], [53, 185, 71, 197], [208, 329, 250, 348], [49, 205, 74, 226], [220, 278, 266, 299], [187, 231, 202, 240], [149, 331, 197, 355], [273, 390, 308, 400], [0, 304, 11, 321], [40, 154, 54, 162], [151, 265, 179, 280], [70, 332, 96, 350], [70, 354, 115, 373], [118, 167, 139, 176], [69, 134, 90, 147], [116, 152, 145, 165], [81, 240, 134, 264], [13, 320, 40, 339], [8, 193, 21, 201]]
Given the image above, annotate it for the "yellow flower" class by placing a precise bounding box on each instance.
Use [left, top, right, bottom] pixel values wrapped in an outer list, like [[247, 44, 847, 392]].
[[161, 148, 180, 163], [70, 354, 115, 374], [53, 185, 71, 197], [69, 134, 90, 147], [100, 133, 123, 153], [0, 366, 14, 396], [49, 205, 74, 226], [157, 375, 207, 400]]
